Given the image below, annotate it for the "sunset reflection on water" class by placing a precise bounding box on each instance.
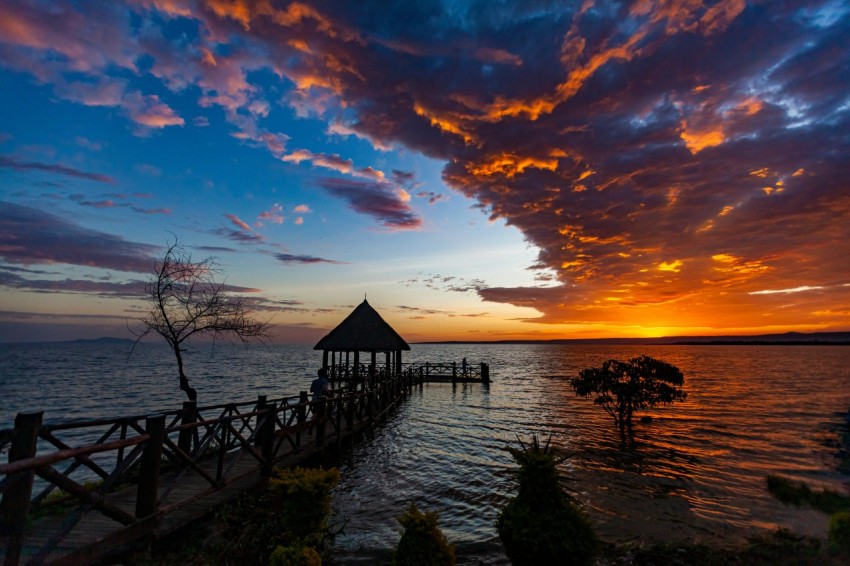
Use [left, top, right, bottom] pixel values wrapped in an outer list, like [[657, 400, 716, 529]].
[[331, 344, 850, 561], [1, 342, 848, 563]]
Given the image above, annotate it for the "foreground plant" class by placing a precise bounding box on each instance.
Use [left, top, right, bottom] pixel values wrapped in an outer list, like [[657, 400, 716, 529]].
[[571, 355, 687, 431], [393, 502, 455, 566], [767, 475, 850, 557], [497, 435, 597, 565], [140, 466, 339, 565], [268, 466, 341, 548]]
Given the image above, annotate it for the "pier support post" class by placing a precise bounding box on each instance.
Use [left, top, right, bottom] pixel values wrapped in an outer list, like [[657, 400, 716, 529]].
[[481, 363, 490, 384], [136, 415, 165, 519], [178, 401, 196, 455], [1, 411, 42, 566], [345, 391, 354, 430], [259, 402, 276, 476], [452, 362, 457, 384]]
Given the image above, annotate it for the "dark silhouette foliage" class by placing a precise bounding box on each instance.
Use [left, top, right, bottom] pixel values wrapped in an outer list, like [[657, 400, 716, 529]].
[[571, 355, 687, 430], [132, 237, 271, 401], [497, 435, 597, 565], [393, 503, 455, 566], [829, 511, 850, 555], [268, 466, 340, 547]]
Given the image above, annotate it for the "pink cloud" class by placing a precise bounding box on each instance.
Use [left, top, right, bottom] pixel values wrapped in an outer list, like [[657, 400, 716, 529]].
[[258, 203, 284, 224], [225, 213, 253, 232]]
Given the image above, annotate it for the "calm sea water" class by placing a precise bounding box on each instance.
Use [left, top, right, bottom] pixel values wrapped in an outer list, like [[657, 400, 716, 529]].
[[2, 342, 849, 563]]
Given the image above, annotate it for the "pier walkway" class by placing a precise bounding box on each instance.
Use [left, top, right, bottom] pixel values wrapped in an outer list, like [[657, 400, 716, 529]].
[[0, 362, 490, 565]]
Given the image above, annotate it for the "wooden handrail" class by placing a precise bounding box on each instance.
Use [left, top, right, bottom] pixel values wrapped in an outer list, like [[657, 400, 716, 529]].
[[0, 434, 148, 476]]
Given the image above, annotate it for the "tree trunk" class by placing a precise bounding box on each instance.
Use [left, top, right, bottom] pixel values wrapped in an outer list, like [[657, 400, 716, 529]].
[[174, 344, 197, 401]]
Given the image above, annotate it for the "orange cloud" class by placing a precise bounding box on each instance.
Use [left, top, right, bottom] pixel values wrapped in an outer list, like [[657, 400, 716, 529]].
[[467, 152, 560, 178], [657, 260, 683, 272], [680, 121, 724, 154]]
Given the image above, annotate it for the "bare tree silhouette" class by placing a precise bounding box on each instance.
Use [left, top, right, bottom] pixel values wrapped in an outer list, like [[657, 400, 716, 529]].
[[132, 237, 271, 401]]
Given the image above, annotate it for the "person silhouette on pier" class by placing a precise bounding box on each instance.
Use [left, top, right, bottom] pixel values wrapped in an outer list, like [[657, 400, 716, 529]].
[[462, 357, 468, 377], [310, 367, 329, 417]]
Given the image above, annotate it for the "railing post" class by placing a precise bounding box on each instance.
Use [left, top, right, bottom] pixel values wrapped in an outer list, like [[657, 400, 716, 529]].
[[136, 414, 165, 519], [178, 400, 196, 455], [316, 398, 326, 446], [254, 395, 267, 447], [481, 363, 490, 384], [297, 391, 308, 448], [452, 361, 457, 383], [216, 415, 230, 484], [260, 402, 276, 476], [334, 396, 343, 440], [1, 411, 43, 566]]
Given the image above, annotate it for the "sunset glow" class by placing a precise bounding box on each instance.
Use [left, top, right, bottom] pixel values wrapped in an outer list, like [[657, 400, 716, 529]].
[[1, 1, 848, 344]]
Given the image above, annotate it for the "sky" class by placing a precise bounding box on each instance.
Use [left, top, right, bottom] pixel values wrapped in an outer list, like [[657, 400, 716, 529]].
[[1, 0, 849, 344]]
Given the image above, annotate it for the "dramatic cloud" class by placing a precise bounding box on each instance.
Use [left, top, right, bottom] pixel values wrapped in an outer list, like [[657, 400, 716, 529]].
[[1, 1, 848, 333], [318, 177, 422, 230], [0, 155, 115, 184], [0, 201, 157, 272], [0, 270, 146, 298]]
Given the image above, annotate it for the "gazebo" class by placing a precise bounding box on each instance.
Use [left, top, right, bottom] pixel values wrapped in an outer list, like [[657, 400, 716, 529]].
[[314, 299, 410, 382]]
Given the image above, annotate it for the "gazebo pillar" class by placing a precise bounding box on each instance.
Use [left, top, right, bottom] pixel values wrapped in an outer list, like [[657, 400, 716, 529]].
[[353, 350, 360, 379]]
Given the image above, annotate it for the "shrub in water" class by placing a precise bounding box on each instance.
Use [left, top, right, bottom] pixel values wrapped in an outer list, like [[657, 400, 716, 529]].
[[268, 466, 340, 546], [571, 355, 686, 430], [269, 544, 323, 566], [393, 502, 456, 566], [829, 511, 850, 555], [497, 435, 597, 566]]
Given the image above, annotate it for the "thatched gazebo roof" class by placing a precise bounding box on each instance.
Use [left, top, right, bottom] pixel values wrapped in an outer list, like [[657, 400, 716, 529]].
[[314, 299, 410, 352]]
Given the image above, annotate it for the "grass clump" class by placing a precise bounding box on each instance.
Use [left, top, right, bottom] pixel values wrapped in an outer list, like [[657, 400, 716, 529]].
[[606, 529, 828, 565], [497, 435, 597, 566], [393, 502, 455, 566], [766, 475, 850, 514]]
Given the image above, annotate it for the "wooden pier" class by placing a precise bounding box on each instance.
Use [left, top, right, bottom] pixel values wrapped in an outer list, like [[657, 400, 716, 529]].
[[0, 361, 490, 565]]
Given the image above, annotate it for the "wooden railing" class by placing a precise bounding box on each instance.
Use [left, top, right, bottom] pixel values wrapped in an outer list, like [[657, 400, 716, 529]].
[[402, 361, 490, 382], [0, 369, 426, 565]]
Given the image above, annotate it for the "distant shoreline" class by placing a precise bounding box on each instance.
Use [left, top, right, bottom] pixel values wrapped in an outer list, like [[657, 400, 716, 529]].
[[414, 331, 850, 346], [3, 332, 849, 347]]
